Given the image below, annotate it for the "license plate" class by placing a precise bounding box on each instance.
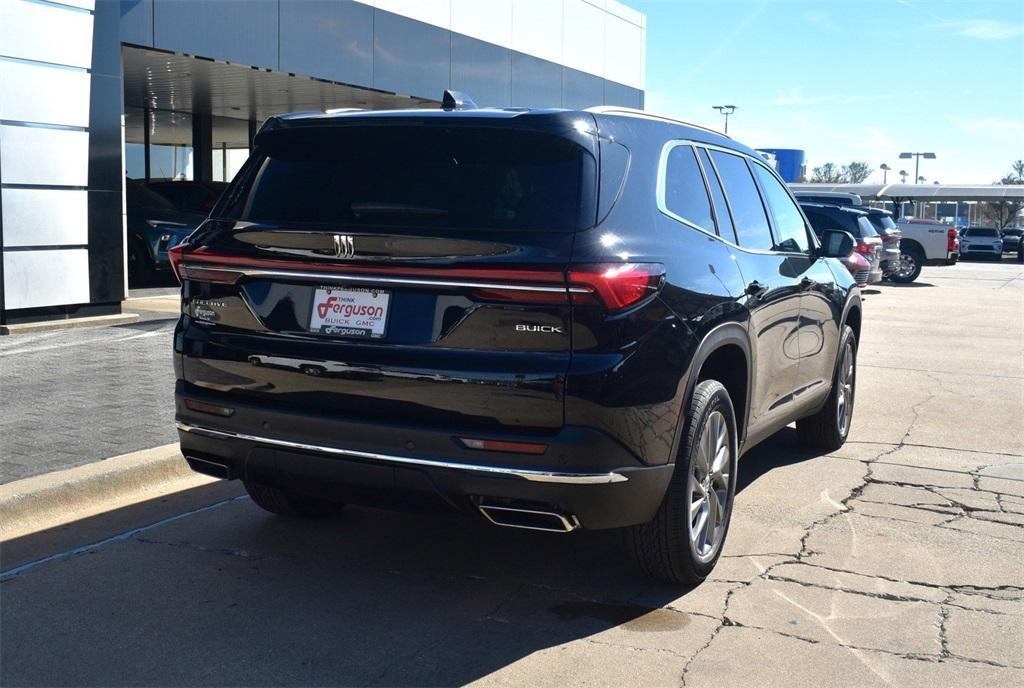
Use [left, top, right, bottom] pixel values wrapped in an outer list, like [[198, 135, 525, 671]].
[[309, 286, 390, 339]]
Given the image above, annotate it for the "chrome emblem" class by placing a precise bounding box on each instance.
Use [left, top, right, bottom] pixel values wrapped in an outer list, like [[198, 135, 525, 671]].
[[333, 234, 356, 258]]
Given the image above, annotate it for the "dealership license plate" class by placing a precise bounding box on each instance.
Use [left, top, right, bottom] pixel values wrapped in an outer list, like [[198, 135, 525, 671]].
[[309, 286, 390, 338]]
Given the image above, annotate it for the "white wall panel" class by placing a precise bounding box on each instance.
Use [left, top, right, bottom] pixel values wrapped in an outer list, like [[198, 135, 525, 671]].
[[0, 60, 91, 127], [604, 0, 643, 26], [0, 0, 94, 68], [562, 0, 604, 77], [1, 189, 89, 247], [604, 15, 643, 89], [0, 125, 89, 186], [511, 0, 563, 65], [453, 0, 512, 49], [3, 249, 91, 309], [374, 0, 451, 30]]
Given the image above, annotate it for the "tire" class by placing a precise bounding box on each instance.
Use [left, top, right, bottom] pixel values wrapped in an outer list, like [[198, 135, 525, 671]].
[[891, 245, 923, 283], [128, 241, 153, 286], [243, 478, 344, 519], [629, 380, 738, 586], [797, 325, 856, 451]]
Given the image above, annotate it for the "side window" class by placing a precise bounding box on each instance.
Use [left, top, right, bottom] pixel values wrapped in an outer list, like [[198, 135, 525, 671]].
[[710, 150, 773, 251], [662, 144, 715, 232], [696, 147, 736, 243], [751, 164, 810, 253]]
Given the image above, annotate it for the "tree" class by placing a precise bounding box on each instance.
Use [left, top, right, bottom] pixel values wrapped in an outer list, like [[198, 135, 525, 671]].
[[841, 161, 871, 184], [809, 161, 872, 183], [810, 162, 843, 183], [978, 160, 1024, 230]]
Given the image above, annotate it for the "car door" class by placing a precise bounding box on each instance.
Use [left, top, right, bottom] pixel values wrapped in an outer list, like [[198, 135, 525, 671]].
[[705, 148, 803, 429], [751, 163, 839, 404]]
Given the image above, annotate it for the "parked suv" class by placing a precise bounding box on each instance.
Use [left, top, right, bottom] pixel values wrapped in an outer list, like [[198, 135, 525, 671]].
[[799, 203, 883, 284], [959, 227, 1003, 259], [862, 208, 902, 279], [171, 99, 861, 585]]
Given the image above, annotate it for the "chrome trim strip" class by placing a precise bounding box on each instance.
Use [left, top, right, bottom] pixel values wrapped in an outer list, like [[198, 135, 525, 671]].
[[176, 422, 629, 484], [478, 504, 581, 533], [179, 265, 590, 294]]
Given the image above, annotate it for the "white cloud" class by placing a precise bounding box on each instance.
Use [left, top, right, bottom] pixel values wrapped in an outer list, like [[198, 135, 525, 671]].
[[950, 116, 1024, 135], [771, 89, 849, 106], [955, 19, 1024, 40]]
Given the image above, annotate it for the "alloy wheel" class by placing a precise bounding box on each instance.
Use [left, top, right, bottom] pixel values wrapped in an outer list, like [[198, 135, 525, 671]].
[[896, 253, 916, 280], [688, 410, 731, 562], [836, 341, 855, 437]]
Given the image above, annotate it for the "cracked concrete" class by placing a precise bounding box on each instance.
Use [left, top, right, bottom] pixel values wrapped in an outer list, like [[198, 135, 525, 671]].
[[1, 265, 1021, 685]]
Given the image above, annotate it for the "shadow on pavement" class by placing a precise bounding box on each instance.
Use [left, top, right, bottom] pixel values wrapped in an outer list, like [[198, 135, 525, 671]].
[[1, 432, 829, 687]]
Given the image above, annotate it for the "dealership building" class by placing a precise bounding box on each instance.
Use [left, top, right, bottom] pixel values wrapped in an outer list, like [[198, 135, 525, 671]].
[[0, 0, 646, 326]]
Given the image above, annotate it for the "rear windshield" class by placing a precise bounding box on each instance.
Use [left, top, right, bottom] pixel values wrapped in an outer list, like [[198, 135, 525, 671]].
[[968, 228, 1000, 237], [221, 125, 596, 231], [867, 214, 897, 232], [857, 217, 879, 238]]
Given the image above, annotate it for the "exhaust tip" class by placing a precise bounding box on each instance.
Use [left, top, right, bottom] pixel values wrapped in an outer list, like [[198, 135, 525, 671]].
[[478, 503, 580, 533], [184, 455, 233, 480]]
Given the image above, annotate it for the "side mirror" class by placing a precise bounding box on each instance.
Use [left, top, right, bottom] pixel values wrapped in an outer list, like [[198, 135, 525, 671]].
[[818, 229, 855, 258]]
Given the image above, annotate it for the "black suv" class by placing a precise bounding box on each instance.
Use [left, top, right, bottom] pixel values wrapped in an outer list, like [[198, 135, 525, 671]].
[[171, 99, 861, 585]]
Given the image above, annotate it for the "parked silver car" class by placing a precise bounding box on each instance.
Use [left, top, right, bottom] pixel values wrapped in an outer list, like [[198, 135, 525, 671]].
[[959, 227, 1003, 260]]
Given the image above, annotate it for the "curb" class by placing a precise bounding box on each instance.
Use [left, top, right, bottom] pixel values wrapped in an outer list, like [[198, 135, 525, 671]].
[[0, 444, 216, 541], [0, 312, 140, 336]]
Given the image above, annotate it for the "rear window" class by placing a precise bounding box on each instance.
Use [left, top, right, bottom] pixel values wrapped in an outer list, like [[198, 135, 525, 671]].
[[866, 214, 896, 233], [968, 228, 1000, 237], [222, 125, 596, 231]]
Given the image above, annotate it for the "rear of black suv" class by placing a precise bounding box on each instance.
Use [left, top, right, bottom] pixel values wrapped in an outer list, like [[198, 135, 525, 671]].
[[173, 110, 674, 537]]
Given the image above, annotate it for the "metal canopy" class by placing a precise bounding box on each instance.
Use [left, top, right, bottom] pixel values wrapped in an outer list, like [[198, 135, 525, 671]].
[[789, 183, 1024, 202], [122, 46, 437, 123]]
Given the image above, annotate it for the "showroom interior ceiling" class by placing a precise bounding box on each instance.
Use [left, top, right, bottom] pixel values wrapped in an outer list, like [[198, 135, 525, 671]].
[[122, 46, 437, 122]]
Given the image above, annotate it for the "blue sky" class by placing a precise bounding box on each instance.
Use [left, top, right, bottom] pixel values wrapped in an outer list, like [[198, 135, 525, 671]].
[[630, 0, 1024, 183]]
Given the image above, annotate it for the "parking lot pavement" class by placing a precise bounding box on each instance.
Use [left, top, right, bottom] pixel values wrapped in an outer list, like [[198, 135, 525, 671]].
[[0, 318, 177, 483], [2, 261, 1022, 687]]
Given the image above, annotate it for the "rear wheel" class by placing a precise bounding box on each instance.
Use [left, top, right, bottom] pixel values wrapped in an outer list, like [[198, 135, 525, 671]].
[[797, 325, 856, 451], [629, 380, 737, 586], [128, 241, 153, 286], [243, 479, 344, 519], [891, 245, 922, 283]]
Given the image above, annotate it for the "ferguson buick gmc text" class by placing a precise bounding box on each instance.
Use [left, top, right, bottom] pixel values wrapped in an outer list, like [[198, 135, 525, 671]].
[[171, 94, 861, 584]]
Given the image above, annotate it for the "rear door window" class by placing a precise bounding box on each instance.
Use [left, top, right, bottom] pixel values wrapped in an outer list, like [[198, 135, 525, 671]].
[[225, 125, 596, 232], [696, 147, 736, 242], [710, 150, 773, 251], [661, 144, 714, 232], [751, 163, 810, 253]]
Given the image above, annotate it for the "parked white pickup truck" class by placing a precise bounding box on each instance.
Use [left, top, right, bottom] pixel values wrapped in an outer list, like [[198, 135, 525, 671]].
[[790, 191, 959, 283], [892, 217, 960, 282]]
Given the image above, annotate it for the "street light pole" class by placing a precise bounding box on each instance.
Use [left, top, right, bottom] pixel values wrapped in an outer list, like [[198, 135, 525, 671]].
[[712, 105, 737, 135], [880, 163, 891, 183], [899, 151, 936, 184]]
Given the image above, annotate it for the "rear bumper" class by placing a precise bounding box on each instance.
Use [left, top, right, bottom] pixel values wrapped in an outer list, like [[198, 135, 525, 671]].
[[176, 391, 673, 530]]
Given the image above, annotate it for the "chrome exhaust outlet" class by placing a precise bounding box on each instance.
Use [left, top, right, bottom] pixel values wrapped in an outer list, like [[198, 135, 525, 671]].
[[184, 455, 233, 480], [478, 503, 580, 533]]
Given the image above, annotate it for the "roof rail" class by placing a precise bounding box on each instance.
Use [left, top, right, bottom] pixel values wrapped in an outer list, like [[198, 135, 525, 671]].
[[324, 107, 366, 115], [584, 106, 729, 138]]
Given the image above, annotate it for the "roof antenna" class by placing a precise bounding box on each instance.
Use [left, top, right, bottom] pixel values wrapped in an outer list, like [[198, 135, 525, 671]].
[[441, 90, 478, 111]]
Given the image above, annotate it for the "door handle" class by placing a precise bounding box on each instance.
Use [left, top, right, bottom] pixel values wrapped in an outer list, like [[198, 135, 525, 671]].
[[745, 280, 769, 298], [800, 277, 818, 291]]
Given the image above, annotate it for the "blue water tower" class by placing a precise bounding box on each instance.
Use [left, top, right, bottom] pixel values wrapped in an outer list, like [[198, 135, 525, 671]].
[[756, 149, 806, 183]]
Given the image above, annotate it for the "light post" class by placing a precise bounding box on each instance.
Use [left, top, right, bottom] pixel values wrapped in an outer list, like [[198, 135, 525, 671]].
[[880, 163, 891, 183], [899, 151, 936, 184], [712, 105, 737, 134], [899, 169, 908, 183]]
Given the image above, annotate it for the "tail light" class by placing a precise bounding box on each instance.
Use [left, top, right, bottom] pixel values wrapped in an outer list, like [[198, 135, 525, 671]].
[[947, 228, 959, 252], [854, 242, 872, 255], [569, 263, 665, 311], [168, 244, 186, 283]]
